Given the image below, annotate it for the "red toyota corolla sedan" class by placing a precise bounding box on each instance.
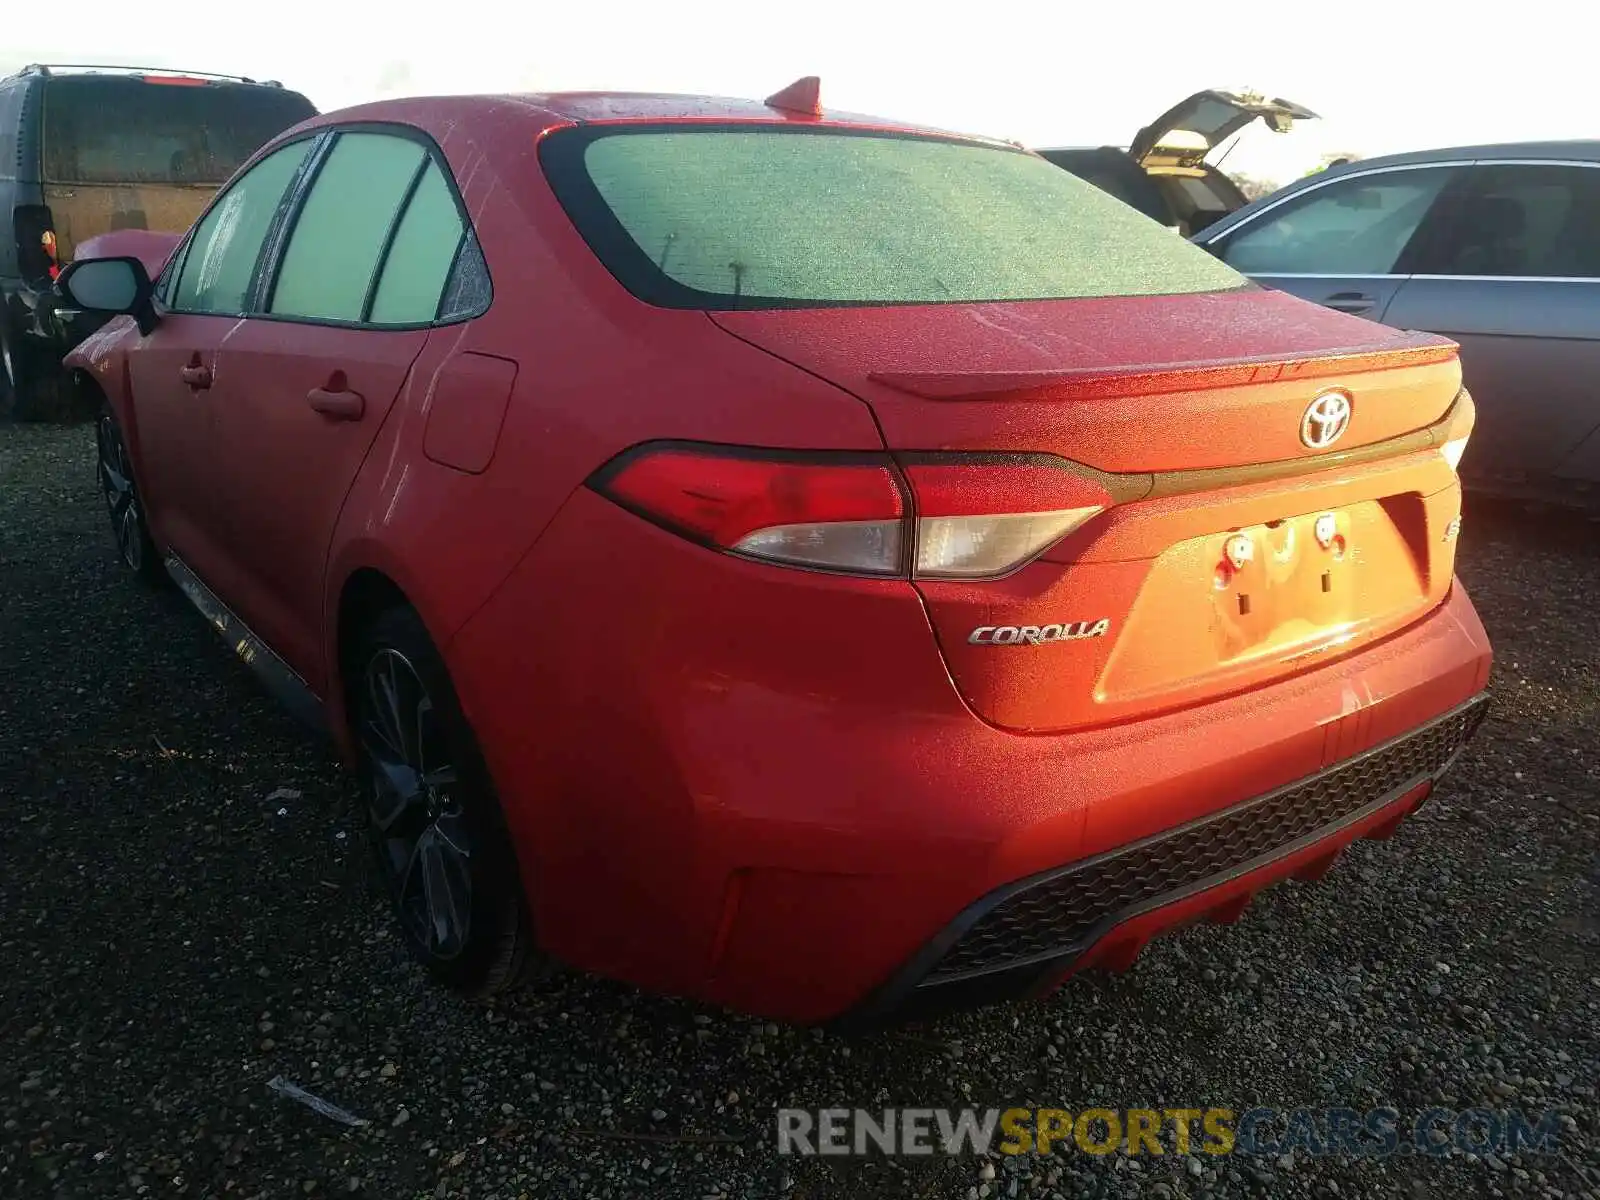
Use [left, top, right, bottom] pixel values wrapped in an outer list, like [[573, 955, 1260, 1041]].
[[59, 80, 1492, 1023]]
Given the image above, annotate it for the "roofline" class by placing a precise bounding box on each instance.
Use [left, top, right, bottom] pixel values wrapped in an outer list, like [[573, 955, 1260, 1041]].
[[1323, 140, 1600, 170], [2, 63, 285, 87], [237, 87, 1024, 151], [479, 90, 1026, 148]]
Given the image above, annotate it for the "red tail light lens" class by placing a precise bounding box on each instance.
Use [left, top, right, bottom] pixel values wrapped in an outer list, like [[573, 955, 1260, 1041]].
[[590, 444, 1109, 579], [593, 445, 906, 575]]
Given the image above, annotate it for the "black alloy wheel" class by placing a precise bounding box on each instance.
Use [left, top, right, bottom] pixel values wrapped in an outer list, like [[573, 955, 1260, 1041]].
[[95, 404, 161, 581], [352, 607, 534, 993]]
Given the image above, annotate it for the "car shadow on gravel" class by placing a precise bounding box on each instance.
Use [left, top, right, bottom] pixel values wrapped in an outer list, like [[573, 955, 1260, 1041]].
[[3, 426, 1595, 1200]]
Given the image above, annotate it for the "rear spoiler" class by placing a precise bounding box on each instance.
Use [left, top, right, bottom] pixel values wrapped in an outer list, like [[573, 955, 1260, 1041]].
[[868, 332, 1459, 403], [991, 389, 1476, 507]]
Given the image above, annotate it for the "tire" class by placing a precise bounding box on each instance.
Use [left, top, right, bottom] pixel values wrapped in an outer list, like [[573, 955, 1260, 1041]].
[[349, 605, 536, 995], [95, 401, 164, 583]]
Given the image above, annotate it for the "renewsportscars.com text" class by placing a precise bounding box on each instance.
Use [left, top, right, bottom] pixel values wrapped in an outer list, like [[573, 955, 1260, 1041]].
[[776, 1106, 1566, 1159]]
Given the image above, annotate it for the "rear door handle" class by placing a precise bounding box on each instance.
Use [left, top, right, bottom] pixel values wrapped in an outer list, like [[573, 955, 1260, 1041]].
[[179, 360, 212, 389], [307, 384, 365, 421], [1324, 292, 1377, 315]]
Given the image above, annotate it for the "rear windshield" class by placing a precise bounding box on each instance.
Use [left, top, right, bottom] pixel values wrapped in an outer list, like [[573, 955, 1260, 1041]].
[[540, 125, 1245, 309], [43, 76, 316, 186]]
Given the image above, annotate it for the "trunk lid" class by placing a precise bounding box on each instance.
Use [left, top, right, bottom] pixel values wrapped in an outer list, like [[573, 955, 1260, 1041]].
[[711, 289, 1469, 732], [711, 289, 1457, 471], [1130, 90, 1317, 172]]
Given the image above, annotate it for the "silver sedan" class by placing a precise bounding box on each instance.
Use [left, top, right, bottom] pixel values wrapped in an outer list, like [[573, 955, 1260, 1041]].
[[1194, 142, 1600, 511]]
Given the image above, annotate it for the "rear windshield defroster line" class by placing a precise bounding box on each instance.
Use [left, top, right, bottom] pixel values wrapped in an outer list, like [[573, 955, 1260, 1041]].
[[538, 123, 1248, 311]]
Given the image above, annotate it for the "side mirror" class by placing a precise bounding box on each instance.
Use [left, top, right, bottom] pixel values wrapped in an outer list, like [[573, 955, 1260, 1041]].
[[57, 256, 158, 335]]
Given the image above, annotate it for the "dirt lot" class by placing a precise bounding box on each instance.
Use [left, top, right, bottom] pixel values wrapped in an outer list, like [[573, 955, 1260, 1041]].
[[2, 422, 1595, 1200]]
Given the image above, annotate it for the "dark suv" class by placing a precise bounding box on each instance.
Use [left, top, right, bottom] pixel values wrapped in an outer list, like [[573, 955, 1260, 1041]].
[[0, 65, 316, 418]]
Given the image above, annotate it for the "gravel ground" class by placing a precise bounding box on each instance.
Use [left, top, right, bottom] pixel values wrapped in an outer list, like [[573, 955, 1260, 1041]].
[[2, 422, 1595, 1200]]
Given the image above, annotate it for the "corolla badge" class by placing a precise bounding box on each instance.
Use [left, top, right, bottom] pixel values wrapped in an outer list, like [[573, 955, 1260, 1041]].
[[1301, 389, 1353, 450], [968, 620, 1111, 646]]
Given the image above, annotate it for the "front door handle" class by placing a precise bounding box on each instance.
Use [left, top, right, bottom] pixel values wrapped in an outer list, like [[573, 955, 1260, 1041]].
[[1324, 291, 1377, 315], [179, 356, 212, 389], [307, 379, 365, 421]]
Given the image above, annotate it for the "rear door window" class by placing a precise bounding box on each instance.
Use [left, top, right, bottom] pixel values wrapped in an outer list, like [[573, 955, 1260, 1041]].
[[42, 76, 315, 185], [1217, 167, 1459, 275], [1410, 163, 1600, 278], [268, 132, 426, 322], [438, 236, 492, 322], [368, 161, 466, 324], [171, 138, 314, 315], [541, 125, 1244, 309]]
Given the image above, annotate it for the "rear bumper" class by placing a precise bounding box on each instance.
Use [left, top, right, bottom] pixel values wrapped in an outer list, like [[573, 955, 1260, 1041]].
[[843, 692, 1488, 1025], [449, 491, 1494, 1024]]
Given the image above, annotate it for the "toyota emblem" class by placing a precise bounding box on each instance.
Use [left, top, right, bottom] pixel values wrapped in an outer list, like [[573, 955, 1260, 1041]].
[[1301, 390, 1353, 449]]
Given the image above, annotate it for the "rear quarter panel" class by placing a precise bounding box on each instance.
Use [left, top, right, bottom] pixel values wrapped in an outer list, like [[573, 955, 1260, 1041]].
[[320, 100, 885, 751]]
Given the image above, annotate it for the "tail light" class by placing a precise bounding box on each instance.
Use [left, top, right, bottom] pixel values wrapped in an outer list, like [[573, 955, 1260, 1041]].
[[900, 458, 1107, 579], [41, 230, 60, 280], [594, 445, 905, 576], [590, 443, 1108, 579], [1437, 389, 1477, 474], [14, 205, 57, 282]]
